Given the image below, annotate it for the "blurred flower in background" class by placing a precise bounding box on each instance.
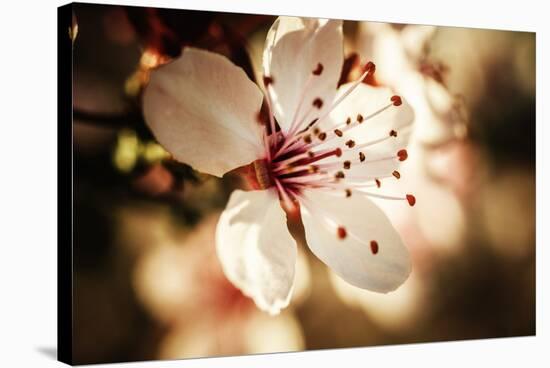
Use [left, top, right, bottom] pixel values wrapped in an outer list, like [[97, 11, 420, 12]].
[[70, 3, 535, 365], [132, 213, 308, 359]]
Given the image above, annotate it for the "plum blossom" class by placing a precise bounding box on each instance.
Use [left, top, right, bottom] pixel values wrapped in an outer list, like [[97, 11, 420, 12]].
[[143, 16, 416, 314]]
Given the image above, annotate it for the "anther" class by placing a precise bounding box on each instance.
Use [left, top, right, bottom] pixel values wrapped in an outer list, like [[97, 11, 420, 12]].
[[343, 160, 351, 170], [335, 148, 343, 157], [345, 117, 352, 125], [313, 127, 321, 135], [389, 129, 398, 137], [357, 114, 364, 123], [391, 95, 402, 106], [335, 171, 345, 179], [365, 61, 376, 74], [312, 62, 324, 76], [397, 149, 408, 161], [318, 132, 327, 141], [307, 151, 315, 158], [345, 140, 356, 148], [359, 152, 365, 162], [406, 194, 416, 207], [334, 129, 343, 137], [303, 135, 312, 144], [370, 240, 379, 254], [313, 98, 324, 109], [309, 165, 320, 173], [337, 226, 347, 239], [392, 170, 401, 179], [263, 76, 274, 86], [375, 178, 381, 188], [345, 189, 352, 198]]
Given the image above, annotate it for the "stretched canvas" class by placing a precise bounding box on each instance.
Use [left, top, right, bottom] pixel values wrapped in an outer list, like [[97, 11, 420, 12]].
[[58, 2, 536, 365]]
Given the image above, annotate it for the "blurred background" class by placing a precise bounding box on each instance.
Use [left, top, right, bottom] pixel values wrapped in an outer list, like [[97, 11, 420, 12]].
[[70, 3, 535, 364]]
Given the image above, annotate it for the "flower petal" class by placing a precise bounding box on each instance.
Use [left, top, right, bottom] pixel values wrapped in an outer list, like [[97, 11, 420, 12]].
[[300, 189, 411, 293], [263, 17, 343, 132], [216, 189, 297, 314], [143, 47, 264, 177]]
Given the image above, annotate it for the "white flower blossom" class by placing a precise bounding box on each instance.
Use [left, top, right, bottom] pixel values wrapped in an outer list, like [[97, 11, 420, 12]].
[[143, 17, 415, 314]]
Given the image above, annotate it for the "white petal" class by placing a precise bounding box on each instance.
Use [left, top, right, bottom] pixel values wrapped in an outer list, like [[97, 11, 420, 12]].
[[143, 47, 264, 177], [300, 189, 411, 292], [263, 18, 343, 132], [216, 189, 297, 314]]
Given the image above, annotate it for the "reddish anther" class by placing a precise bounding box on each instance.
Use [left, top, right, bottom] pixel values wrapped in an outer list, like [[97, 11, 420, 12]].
[[312, 63, 324, 76], [397, 149, 408, 161], [365, 61, 376, 74], [337, 226, 347, 239], [345, 140, 356, 148], [406, 194, 416, 207], [370, 240, 379, 254], [391, 95, 402, 106]]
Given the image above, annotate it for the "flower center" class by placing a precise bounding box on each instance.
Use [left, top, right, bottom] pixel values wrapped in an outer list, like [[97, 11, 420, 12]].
[[254, 60, 416, 213]]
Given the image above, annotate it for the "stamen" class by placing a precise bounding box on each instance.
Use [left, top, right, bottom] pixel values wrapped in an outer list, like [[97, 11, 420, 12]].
[[274, 178, 296, 212], [375, 178, 381, 188], [303, 101, 396, 153], [271, 147, 342, 173], [318, 132, 327, 141], [397, 149, 408, 161], [392, 170, 401, 179], [354, 190, 413, 204], [345, 140, 356, 148], [337, 226, 347, 239], [391, 95, 402, 106], [262, 130, 271, 161], [345, 188, 352, 197], [284, 61, 376, 147], [334, 129, 343, 137], [335, 171, 345, 179], [389, 129, 398, 137], [313, 98, 324, 109], [312, 63, 324, 76], [406, 194, 416, 206], [309, 165, 320, 174], [370, 240, 379, 254], [343, 160, 351, 170], [359, 152, 365, 162], [261, 75, 279, 153], [346, 117, 352, 125]]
